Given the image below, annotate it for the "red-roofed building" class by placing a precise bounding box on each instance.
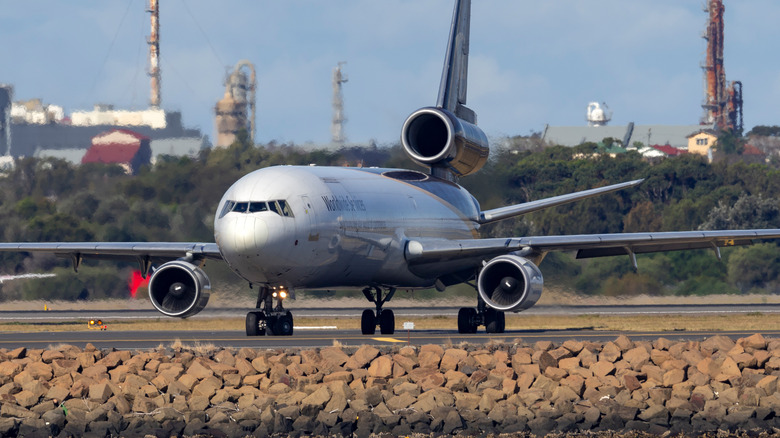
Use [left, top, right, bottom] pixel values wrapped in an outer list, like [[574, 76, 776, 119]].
[[82, 129, 151, 174], [741, 143, 767, 164], [650, 144, 686, 157]]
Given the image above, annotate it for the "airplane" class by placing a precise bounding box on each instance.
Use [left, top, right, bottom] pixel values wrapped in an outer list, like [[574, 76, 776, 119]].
[[2, 0, 780, 337], [0, 273, 56, 284]]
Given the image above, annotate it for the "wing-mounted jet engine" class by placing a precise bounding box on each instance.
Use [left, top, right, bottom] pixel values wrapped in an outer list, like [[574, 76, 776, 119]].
[[477, 255, 543, 312], [148, 260, 211, 318], [402, 0, 488, 182]]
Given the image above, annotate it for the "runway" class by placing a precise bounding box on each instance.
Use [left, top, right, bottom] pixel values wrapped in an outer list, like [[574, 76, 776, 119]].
[[1, 303, 778, 322], [1, 329, 778, 351], [0, 303, 778, 350]]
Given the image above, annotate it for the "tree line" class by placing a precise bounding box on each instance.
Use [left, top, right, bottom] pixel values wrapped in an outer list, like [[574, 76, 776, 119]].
[[1, 130, 779, 301]]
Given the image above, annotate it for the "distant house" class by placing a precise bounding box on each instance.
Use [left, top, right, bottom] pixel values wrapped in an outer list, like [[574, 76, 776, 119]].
[[650, 144, 686, 157], [82, 129, 151, 174], [742, 143, 767, 164], [687, 129, 719, 157]]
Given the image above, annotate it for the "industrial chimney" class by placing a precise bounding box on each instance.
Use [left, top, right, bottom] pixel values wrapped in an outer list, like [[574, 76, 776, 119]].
[[147, 0, 161, 108]]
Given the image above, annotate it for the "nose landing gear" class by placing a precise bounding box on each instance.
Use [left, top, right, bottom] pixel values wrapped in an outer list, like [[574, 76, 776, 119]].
[[246, 286, 294, 336], [361, 286, 396, 335]]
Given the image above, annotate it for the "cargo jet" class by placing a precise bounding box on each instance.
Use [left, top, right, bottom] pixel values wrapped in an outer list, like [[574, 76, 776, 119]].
[[2, 0, 780, 337]]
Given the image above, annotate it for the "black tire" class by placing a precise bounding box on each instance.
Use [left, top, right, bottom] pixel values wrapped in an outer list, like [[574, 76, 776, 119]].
[[245, 311, 266, 336], [265, 315, 278, 336], [497, 310, 506, 333], [274, 312, 294, 336], [361, 309, 376, 335], [379, 309, 395, 335], [485, 308, 500, 334], [458, 307, 477, 334]]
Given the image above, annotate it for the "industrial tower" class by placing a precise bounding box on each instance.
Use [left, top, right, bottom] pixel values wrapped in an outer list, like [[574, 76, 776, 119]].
[[700, 0, 743, 134], [215, 61, 257, 147], [147, 0, 161, 108], [331, 62, 348, 146]]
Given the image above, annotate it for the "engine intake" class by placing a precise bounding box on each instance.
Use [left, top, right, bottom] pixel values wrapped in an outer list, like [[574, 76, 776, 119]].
[[401, 107, 489, 177], [477, 255, 543, 312], [148, 260, 211, 318]]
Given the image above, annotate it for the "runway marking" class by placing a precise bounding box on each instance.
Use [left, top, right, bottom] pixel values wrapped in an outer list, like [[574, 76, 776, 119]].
[[371, 337, 405, 343]]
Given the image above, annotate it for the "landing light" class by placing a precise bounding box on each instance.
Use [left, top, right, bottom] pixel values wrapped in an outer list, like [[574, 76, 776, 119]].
[[88, 319, 108, 330]]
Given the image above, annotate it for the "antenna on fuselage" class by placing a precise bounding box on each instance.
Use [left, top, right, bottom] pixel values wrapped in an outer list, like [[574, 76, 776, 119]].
[[437, 0, 475, 124]]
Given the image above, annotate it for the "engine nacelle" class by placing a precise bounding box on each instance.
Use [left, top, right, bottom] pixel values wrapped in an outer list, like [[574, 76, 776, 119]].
[[401, 107, 489, 177], [477, 255, 543, 312], [148, 260, 211, 318]]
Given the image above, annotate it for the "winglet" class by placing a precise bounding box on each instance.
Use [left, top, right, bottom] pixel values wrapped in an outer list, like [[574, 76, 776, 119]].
[[436, 0, 475, 123]]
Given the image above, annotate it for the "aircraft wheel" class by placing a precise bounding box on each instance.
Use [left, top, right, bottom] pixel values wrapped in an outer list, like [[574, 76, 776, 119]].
[[379, 309, 395, 335], [497, 310, 506, 333], [246, 311, 266, 336], [274, 312, 294, 336], [361, 309, 376, 335], [265, 315, 278, 336], [485, 308, 501, 334], [458, 308, 478, 334]]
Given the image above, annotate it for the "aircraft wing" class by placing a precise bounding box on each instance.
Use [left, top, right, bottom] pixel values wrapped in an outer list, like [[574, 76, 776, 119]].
[[0, 242, 222, 271], [405, 229, 780, 268], [478, 179, 644, 224]]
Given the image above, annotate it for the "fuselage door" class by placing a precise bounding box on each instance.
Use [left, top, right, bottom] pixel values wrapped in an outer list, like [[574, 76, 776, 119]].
[[300, 195, 318, 243]]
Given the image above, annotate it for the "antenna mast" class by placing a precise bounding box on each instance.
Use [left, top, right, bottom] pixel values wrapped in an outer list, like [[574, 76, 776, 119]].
[[331, 62, 348, 146]]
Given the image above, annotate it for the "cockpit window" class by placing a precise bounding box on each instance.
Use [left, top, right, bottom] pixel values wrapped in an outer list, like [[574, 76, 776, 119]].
[[278, 200, 294, 217], [220, 199, 293, 217], [249, 202, 268, 213], [219, 200, 235, 219]]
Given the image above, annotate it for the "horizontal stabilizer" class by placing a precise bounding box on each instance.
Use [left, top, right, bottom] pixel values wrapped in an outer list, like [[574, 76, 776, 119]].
[[479, 179, 644, 224]]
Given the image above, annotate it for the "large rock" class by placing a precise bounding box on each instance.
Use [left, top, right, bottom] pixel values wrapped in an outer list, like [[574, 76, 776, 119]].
[[441, 349, 468, 372], [590, 361, 616, 378], [740, 333, 767, 351], [187, 359, 215, 380], [600, 342, 622, 363], [367, 356, 393, 378], [302, 386, 331, 408], [419, 345, 443, 368], [623, 347, 651, 369], [191, 376, 222, 399], [88, 382, 113, 403]]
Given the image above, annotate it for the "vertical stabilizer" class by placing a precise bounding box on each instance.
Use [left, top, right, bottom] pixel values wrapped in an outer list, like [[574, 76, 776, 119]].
[[436, 0, 475, 124]]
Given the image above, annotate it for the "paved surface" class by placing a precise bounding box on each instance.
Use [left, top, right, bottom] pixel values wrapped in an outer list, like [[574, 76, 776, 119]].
[[0, 328, 778, 350], [1, 303, 777, 350], [1, 303, 778, 322]]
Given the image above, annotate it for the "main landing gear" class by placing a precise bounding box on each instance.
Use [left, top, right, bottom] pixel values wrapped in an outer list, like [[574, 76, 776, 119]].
[[360, 286, 396, 335], [457, 294, 505, 334], [246, 286, 294, 336]]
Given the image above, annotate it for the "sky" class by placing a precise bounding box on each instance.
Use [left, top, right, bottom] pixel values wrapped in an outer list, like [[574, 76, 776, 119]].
[[1, 1, 779, 147]]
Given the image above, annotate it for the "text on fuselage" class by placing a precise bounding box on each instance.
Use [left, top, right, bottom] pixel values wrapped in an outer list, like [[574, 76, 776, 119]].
[[321, 195, 367, 212]]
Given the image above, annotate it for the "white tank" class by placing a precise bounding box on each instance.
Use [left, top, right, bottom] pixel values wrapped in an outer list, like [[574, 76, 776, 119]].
[[587, 102, 612, 127]]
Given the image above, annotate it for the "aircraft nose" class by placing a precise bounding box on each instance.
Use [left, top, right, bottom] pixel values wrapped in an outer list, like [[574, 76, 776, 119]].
[[218, 215, 268, 255]]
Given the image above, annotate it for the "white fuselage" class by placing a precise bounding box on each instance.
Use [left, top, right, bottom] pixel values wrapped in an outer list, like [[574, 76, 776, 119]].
[[214, 166, 481, 290]]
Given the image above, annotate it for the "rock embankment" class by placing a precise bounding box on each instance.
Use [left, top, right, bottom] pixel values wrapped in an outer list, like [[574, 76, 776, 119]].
[[0, 335, 779, 437]]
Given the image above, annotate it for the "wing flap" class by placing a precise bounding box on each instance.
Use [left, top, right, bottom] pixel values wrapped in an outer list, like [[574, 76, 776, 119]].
[[406, 229, 780, 265], [0, 242, 222, 261]]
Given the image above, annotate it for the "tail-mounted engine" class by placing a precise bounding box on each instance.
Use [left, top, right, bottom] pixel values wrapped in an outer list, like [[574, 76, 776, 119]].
[[401, 107, 489, 178], [148, 260, 211, 318], [477, 255, 543, 312]]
